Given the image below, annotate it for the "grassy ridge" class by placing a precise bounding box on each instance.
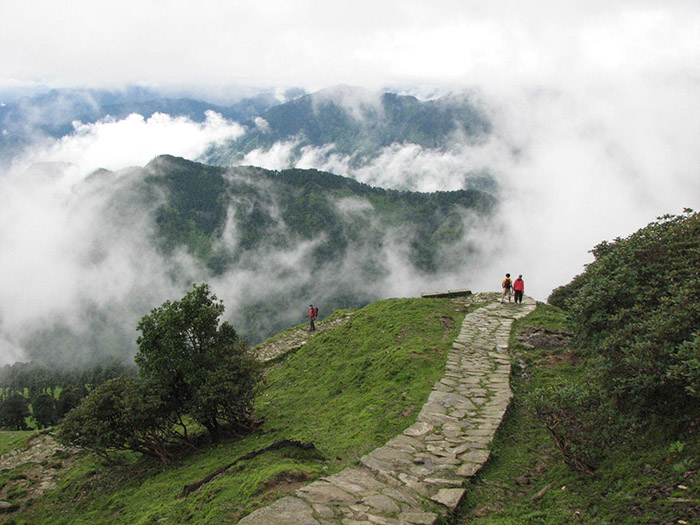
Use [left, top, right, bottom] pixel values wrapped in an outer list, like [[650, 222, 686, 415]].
[[7, 296, 478, 524]]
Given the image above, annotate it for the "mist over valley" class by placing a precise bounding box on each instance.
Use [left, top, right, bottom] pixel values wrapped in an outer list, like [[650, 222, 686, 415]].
[[1, 77, 699, 368], [0, 88, 502, 366]]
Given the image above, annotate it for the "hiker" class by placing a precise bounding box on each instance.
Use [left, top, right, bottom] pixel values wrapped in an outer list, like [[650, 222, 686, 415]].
[[501, 273, 513, 303], [307, 304, 318, 332], [513, 274, 525, 304]]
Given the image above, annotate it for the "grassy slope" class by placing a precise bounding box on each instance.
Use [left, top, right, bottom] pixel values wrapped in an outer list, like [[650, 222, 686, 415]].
[[7, 296, 480, 524], [0, 432, 32, 457], [450, 303, 700, 524]]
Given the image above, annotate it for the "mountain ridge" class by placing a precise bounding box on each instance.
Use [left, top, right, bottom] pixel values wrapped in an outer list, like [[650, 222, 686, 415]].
[[11, 154, 499, 367]]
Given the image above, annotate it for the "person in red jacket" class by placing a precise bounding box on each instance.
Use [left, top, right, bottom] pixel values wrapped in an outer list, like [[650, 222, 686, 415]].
[[308, 304, 318, 332], [513, 274, 525, 304]]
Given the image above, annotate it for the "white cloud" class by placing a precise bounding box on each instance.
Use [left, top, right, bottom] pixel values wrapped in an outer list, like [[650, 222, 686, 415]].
[[15, 111, 244, 174], [2, 2, 698, 90]]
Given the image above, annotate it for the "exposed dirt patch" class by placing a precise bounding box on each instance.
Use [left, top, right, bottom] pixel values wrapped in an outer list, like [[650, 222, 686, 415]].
[[544, 350, 579, 367], [516, 326, 573, 350], [400, 404, 416, 417], [258, 471, 315, 501], [439, 315, 454, 330]]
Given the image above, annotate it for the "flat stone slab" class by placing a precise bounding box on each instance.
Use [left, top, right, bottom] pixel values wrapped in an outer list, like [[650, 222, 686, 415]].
[[421, 289, 471, 298], [398, 511, 440, 524], [238, 496, 319, 524], [404, 421, 434, 437], [297, 481, 357, 504], [430, 488, 466, 508]]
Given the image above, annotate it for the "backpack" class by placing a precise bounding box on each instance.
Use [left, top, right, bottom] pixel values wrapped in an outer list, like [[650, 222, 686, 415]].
[[313, 307, 319, 318], [504, 279, 512, 290]]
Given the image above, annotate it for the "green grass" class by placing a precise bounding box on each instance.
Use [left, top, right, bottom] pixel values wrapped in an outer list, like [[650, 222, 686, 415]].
[[0, 431, 33, 456], [451, 302, 700, 525], [9, 296, 476, 524]]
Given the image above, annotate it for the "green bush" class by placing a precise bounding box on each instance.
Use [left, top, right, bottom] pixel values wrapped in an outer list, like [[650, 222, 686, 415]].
[[550, 211, 700, 416], [57, 377, 180, 463], [538, 211, 700, 475], [529, 381, 626, 475]]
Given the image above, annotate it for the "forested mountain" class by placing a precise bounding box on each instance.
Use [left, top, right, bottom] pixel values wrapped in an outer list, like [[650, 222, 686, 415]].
[[144, 155, 493, 271], [203, 85, 491, 168], [13, 155, 497, 367]]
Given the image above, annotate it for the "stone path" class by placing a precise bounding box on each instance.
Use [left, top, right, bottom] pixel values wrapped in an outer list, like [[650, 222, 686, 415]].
[[239, 295, 536, 524], [255, 313, 354, 363]]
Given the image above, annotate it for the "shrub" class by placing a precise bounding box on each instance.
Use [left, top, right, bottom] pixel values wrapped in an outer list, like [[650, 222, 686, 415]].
[[57, 377, 184, 463], [538, 211, 700, 474], [550, 211, 700, 416], [530, 381, 625, 475]]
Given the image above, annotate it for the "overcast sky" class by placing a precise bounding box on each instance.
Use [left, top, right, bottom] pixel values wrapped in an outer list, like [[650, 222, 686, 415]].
[[1, 1, 698, 93], [2, 0, 700, 304]]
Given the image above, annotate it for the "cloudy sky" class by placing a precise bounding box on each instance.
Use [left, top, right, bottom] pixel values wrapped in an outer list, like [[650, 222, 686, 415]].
[[2, 1, 698, 93], [1, 0, 700, 311]]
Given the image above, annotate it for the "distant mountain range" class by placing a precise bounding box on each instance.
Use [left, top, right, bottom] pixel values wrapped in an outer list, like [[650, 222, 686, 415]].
[[1, 85, 500, 367], [1, 85, 493, 189], [202, 85, 491, 170], [0, 86, 303, 165]]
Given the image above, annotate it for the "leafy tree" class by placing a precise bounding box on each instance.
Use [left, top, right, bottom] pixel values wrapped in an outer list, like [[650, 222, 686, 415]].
[[57, 377, 184, 463], [0, 393, 31, 430], [56, 385, 89, 418], [135, 283, 261, 435], [58, 284, 261, 462], [31, 392, 58, 428]]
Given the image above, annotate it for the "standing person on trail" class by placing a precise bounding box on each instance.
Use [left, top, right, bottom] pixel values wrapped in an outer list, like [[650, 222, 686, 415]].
[[513, 274, 525, 304], [501, 273, 513, 303], [308, 304, 318, 332]]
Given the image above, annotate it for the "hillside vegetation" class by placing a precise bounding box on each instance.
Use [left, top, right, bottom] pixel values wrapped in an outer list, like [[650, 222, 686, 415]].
[[2, 295, 475, 523], [453, 211, 700, 523], [4, 211, 698, 523]]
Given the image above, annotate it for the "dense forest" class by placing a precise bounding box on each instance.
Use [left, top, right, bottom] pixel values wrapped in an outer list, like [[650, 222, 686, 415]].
[[0, 360, 135, 430], [143, 155, 495, 273]]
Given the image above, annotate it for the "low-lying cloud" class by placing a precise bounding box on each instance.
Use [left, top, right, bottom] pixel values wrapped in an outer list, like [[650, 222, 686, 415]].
[[233, 77, 700, 303], [13, 111, 244, 173]]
